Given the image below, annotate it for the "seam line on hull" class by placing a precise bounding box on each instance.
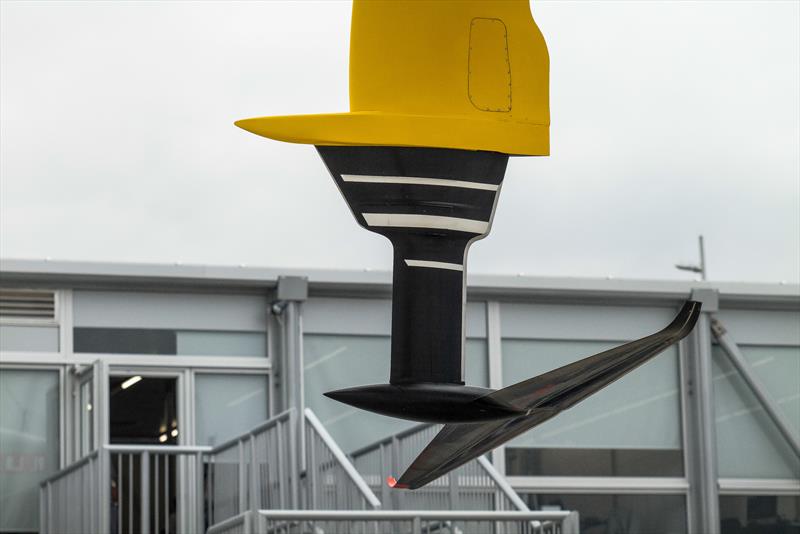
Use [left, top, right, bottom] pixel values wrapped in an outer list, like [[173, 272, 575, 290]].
[[362, 213, 489, 234], [342, 174, 499, 191], [404, 259, 464, 272]]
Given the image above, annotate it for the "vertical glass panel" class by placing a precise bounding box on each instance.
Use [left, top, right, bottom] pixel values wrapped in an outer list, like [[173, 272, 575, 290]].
[[465, 339, 488, 388], [195, 374, 269, 446], [720, 495, 800, 533], [714, 345, 800, 478], [79, 379, 94, 456], [0, 325, 59, 352], [176, 331, 266, 357], [524, 493, 687, 534], [502, 339, 682, 476], [0, 369, 60, 532], [303, 334, 488, 451]]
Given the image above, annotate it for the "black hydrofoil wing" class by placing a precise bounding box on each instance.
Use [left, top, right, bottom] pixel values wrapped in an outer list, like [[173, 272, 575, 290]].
[[392, 300, 701, 489]]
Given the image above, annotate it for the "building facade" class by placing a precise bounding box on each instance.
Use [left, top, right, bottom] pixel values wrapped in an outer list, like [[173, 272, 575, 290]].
[[0, 259, 798, 533]]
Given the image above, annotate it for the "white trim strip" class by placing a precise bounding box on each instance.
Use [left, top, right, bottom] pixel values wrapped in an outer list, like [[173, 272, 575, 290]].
[[342, 174, 499, 191], [362, 213, 489, 234], [404, 259, 464, 272]]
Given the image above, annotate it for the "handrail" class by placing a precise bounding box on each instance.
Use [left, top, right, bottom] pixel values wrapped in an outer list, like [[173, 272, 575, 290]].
[[257, 510, 574, 521], [476, 456, 529, 511], [40, 448, 99, 487], [350, 421, 433, 457], [304, 408, 382, 509], [206, 511, 252, 534], [210, 409, 293, 453], [105, 444, 212, 454]]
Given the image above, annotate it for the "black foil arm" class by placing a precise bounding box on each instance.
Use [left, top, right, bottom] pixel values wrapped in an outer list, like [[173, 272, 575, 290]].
[[394, 300, 702, 489]]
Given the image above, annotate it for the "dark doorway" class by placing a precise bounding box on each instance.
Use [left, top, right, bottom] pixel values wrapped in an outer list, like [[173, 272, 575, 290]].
[[109, 375, 178, 534], [110, 375, 178, 444]]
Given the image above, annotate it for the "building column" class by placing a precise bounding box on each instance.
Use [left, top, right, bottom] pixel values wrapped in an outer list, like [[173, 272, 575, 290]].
[[273, 276, 308, 508], [683, 288, 720, 534]]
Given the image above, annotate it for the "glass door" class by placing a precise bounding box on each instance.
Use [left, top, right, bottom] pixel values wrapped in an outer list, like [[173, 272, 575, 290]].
[[69, 359, 108, 461]]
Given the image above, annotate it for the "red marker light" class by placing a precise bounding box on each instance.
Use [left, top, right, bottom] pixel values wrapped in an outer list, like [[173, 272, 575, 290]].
[[387, 476, 409, 489]]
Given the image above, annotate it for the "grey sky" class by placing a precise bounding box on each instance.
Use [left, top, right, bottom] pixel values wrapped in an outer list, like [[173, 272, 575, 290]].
[[1, 0, 798, 283]]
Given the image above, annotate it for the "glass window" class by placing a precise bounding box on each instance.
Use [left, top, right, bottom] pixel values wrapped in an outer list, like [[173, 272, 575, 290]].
[[0, 369, 60, 532], [176, 331, 265, 357], [303, 334, 488, 452], [720, 495, 799, 534], [0, 325, 59, 352], [714, 345, 800, 479], [74, 328, 266, 357], [195, 374, 269, 446], [503, 340, 683, 476], [524, 493, 687, 534]]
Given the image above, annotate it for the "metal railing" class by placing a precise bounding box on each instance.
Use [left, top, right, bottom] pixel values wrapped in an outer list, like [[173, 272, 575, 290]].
[[254, 510, 580, 534], [109, 444, 209, 534], [40, 408, 560, 534], [303, 408, 381, 511], [40, 444, 211, 534], [207, 511, 253, 534], [39, 449, 103, 534], [208, 410, 298, 527], [351, 423, 529, 512]]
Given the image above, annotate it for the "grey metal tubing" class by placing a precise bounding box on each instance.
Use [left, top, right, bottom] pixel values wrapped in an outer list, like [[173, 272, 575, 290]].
[[476, 456, 529, 511], [197, 450, 205, 533], [206, 511, 251, 534], [711, 315, 800, 458], [285, 301, 306, 470], [351, 422, 431, 458], [257, 510, 574, 521], [141, 451, 150, 534], [209, 411, 292, 454], [685, 313, 720, 534], [304, 408, 382, 509], [105, 444, 212, 454], [40, 449, 100, 486]]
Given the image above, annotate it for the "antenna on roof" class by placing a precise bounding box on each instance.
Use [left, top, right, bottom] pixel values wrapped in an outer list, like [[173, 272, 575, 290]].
[[675, 235, 707, 280]]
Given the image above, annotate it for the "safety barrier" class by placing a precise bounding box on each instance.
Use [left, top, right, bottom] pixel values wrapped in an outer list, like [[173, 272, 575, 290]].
[[40, 408, 570, 534], [39, 449, 102, 534], [351, 423, 529, 512], [207, 410, 297, 526], [302, 408, 382, 511], [254, 510, 580, 534]]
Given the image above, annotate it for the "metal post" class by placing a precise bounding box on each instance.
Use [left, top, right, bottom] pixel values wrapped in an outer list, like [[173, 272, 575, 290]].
[[698, 235, 707, 281], [276, 275, 308, 497], [196, 451, 205, 534], [684, 288, 720, 534], [448, 471, 458, 510], [99, 447, 110, 534], [238, 440, 247, 513], [562, 511, 580, 534], [285, 300, 306, 471], [287, 411, 299, 509], [249, 437, 259, 515], [711, 316, 800, 458], [486, 301, 506, 475], [141, 451, 150, 534]]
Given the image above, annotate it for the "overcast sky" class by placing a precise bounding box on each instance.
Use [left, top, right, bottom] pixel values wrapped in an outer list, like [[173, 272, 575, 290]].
[[1, 0, 798, 283]]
